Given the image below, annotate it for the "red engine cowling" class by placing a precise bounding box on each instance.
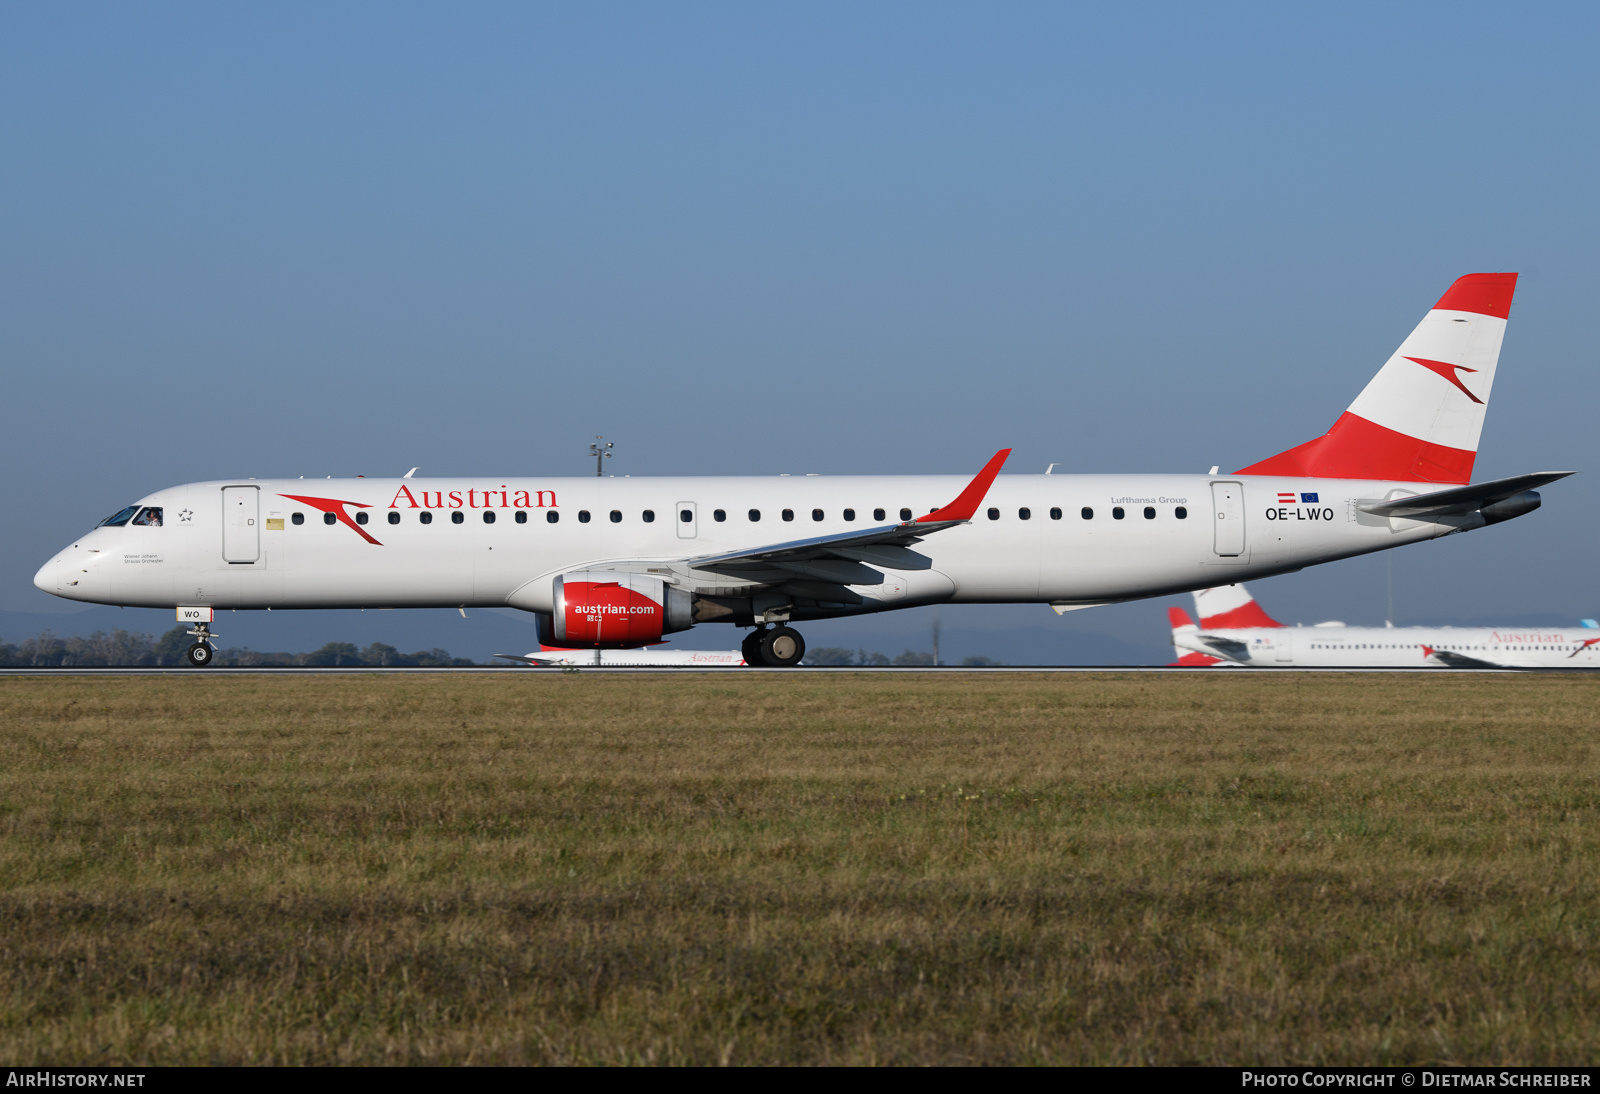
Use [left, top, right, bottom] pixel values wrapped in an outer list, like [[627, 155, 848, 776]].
[[542, 571, 694, 648]]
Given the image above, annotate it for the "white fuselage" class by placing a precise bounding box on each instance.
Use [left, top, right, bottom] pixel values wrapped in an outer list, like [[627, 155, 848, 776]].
[[1176, 624, 1600, 669], [34, 473, 1485, 622]]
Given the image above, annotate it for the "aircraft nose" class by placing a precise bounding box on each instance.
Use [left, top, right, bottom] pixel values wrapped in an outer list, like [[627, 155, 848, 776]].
[[33, 557, 58, 594]]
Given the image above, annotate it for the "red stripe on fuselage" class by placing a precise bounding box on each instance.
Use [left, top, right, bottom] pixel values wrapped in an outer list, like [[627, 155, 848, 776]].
[[279, 494, 383, 545], [1234, 412, 1475, 483]]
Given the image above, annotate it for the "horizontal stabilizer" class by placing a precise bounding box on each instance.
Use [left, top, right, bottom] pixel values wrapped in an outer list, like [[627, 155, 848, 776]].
[[1357, 472, 1573, 518], [1193, 635, 1252, 662]]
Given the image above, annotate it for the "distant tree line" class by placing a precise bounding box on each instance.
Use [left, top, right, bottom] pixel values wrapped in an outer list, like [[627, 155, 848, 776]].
[[803, 647, 1003, 667], [0, 628, 476, 668]]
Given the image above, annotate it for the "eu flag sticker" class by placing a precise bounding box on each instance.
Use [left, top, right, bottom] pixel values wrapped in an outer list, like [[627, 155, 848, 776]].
[[1300, 492, 1319, 503]]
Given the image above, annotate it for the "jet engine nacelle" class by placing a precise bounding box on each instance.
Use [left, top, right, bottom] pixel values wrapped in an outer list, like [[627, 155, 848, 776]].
[[538, 571, 694, 649]]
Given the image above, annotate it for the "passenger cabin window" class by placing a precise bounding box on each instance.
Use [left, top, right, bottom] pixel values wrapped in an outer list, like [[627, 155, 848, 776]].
[[292, 512, 305, 525], [782, 509, 795, 522], [388, 511, 400, 525], [1018, 508, 1031, 520], [812, 509, 824, 521], [515, 510, 528, 523], [355, 511, 369, 525], [1175, 507, 1187, 519], [578, 511, 591, 523], [1112, 507, 1125, 520], [131, 507, 163, 527], [844, 508, 856, 522], [484, 511, 496, 523], [1081, 508, 1093, 520], [609, 510, 622, 523], [1143, 506, 1155, 519], [547, 511, 559, 524], [874, 508, 886, 521], [644, 510, 656, 523], [987, 508, 1000, 520], [99, 505, 140, 527], [900, 508, 912, 521], [324, 513, 337, 526], [451, 512, 464, 525], [749, 509, 761, 522], [420, 512, 432, 525], [1050, 507, 1062, 520], [680, 509, 693, 523]]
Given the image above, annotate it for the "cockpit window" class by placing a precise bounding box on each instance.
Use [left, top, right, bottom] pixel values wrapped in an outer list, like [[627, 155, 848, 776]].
[[99, 505, 140, 527], [131, 507, 163, 527]]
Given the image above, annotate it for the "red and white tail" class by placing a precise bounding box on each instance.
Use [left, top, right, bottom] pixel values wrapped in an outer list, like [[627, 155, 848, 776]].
[[1167, 606, 1222, 666], [1193, 584, 1283, 629], [1238, 273, 1517, 484]]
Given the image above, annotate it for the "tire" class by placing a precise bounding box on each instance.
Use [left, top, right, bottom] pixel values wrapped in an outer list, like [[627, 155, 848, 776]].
[[185, 643, 214, 668], [740, 630, 764, 666], [759, 626, 805, 668]]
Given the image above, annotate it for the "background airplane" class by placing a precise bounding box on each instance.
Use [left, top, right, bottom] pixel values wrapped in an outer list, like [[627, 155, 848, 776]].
[[1169, 583, 1600, 669], [497, 644, 745, 667]]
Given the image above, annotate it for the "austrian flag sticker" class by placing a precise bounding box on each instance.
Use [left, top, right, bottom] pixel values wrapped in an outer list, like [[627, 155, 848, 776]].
[[1276, 492, 1297, 504]]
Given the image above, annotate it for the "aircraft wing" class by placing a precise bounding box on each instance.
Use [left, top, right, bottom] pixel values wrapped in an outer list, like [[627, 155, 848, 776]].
[[682, 448, 1012, 570], [1422, 646, 1506, 669], [495, 653, 559, 666], [1357, 472, 1573, 519]]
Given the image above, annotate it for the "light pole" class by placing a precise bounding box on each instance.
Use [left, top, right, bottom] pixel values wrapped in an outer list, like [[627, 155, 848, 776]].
[[589, 436, 613, 476]]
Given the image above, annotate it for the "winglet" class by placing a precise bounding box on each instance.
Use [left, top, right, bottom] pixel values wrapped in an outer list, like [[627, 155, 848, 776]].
[[916, 449, 1012, 524]]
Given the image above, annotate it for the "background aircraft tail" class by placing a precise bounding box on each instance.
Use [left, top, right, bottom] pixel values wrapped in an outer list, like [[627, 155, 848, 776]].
[[1237, 273, 1517, 484], [1193, 584, 1283, 629], [1167, 606, 1222, 666]]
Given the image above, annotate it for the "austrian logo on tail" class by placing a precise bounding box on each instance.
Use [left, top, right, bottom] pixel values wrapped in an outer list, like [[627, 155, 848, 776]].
[[279, 494, 382, 545], [1405, 356, 1483, 404]]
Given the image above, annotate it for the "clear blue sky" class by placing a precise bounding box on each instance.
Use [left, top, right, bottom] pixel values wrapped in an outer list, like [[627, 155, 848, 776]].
[[3, 2, 1597, 656]]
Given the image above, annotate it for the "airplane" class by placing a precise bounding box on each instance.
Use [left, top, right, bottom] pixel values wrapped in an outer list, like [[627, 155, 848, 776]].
[[35, 273, 1572, 669], [1169, 583, 1600, 669], [497, 643, 746, 667]]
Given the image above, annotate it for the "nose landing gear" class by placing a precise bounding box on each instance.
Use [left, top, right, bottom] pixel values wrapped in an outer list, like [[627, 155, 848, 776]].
[[184, 622, 217, 668], [743, 625, 806, 668]]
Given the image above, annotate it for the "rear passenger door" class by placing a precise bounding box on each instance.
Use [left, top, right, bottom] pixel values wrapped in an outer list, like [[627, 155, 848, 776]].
[[1210, 482, 1245, 557]]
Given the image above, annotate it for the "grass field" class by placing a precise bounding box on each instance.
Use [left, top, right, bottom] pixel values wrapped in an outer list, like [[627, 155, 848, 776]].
[[1, 672, 1597, 1065]]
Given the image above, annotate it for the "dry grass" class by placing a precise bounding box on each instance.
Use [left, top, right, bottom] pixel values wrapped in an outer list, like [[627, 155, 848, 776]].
[[0, 672, 1597, 1065]]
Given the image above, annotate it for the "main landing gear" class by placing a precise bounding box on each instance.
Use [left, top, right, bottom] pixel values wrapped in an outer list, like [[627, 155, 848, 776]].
[[742, 625, 806, 668], [184, 622, 216, 668]]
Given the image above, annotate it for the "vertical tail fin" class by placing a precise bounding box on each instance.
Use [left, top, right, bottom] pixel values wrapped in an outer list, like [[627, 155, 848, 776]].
[[1237, 273, 1517, 483], [1193, 584, 1283, 629]]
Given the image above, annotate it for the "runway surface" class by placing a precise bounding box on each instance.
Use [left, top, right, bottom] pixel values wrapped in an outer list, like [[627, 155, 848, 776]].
[[1, 665, 1590, 676]]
